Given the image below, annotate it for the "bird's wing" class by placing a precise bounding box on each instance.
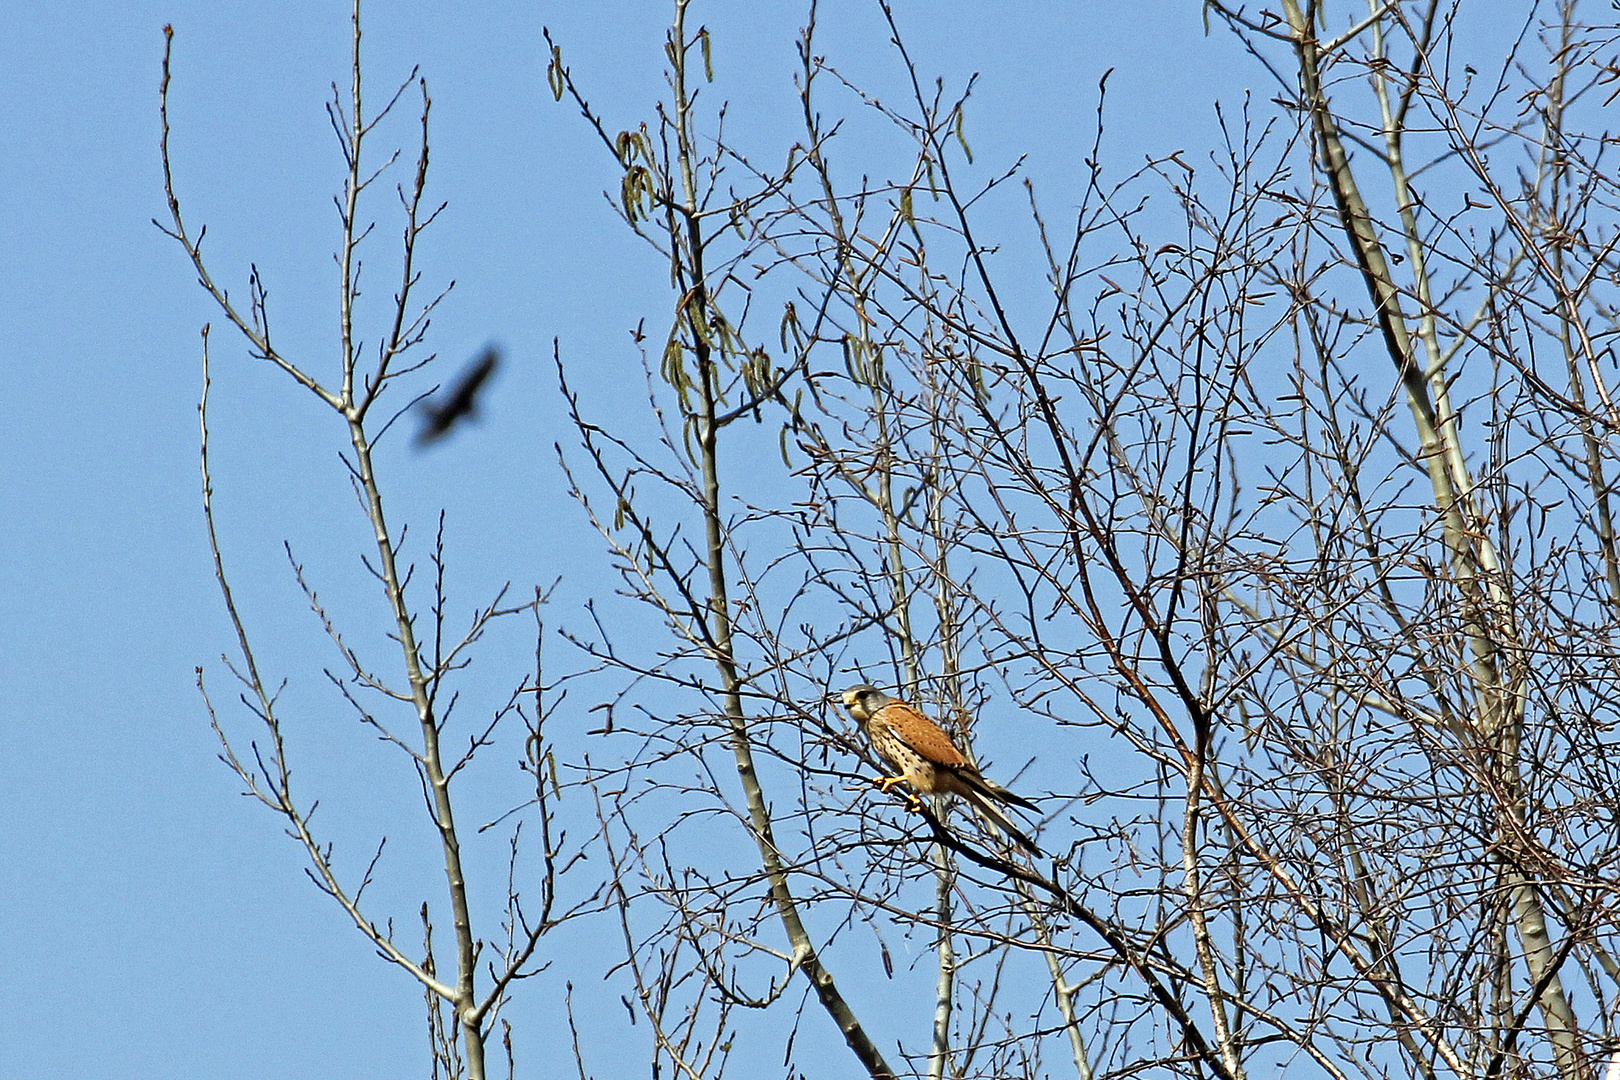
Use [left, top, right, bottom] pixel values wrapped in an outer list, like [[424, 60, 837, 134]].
[[880, 702, 1035, 807], [876, 702, 969, 767], [443, 348, 500, 414]]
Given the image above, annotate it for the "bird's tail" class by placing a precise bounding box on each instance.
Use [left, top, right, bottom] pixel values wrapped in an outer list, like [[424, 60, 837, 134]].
[[979, 777, 1037, 811], [963, 787, 1040, 855]]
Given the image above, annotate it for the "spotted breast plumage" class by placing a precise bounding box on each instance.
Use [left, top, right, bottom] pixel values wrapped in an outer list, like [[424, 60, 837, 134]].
[[841, 685, 1039, 854]]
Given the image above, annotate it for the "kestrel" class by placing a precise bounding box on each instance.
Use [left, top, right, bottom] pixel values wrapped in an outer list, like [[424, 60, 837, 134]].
[[842, 685, 1039, 854]]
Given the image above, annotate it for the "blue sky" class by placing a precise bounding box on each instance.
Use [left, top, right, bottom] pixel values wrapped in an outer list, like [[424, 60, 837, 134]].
[[1, 2, 1322, 1076]]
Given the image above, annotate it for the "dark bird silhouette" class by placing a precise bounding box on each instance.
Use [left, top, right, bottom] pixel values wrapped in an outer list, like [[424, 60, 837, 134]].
[[416, 346, 500, 447]]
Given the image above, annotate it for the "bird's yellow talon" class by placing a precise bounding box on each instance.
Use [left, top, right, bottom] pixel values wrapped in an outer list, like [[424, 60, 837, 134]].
[[871, 775, 923, 812]]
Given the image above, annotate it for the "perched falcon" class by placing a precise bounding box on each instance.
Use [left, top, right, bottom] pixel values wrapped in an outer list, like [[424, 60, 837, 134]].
[[842, 685, 1039, 854]]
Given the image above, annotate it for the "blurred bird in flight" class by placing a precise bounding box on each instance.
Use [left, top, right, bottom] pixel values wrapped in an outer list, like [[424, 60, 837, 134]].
[[416, 346, 500, 447]]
